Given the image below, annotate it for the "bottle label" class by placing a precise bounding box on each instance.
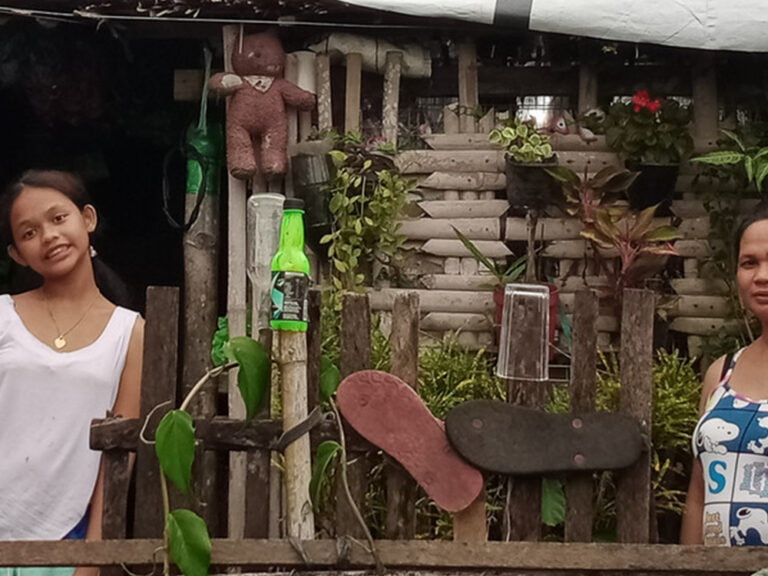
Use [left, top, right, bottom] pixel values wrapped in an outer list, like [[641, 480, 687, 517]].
[[271, 271, 309, 323]]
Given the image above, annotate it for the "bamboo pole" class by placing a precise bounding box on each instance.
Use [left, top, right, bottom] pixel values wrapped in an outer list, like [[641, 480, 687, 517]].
[[383, 51, 403, 145], [345, 53, 362, 133]]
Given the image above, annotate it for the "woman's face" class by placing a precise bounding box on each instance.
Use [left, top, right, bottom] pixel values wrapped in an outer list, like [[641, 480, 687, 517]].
[[7, 186, 96, 279], [738, 219, 768, 318]]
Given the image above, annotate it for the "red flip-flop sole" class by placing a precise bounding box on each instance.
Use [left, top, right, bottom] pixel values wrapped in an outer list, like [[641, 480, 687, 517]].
[[337, 370, 484, 513]]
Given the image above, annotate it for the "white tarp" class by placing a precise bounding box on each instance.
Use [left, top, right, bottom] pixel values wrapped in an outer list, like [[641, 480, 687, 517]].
[[341, 0, 768, 53]]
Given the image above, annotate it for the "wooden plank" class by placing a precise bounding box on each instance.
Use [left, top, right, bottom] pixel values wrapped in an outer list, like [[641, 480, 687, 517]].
[[101, 450, 131, 576], [671, 198, 758, 218], [453, 492, 487, 543], [670, 278, 730, 295], [294, 50, 316, 141], [668, 295, 730, 318], [369, 289, 494, 314], [676, 240, 711, 259], [421, 312, 492, 332], [505, 216, 703, 242], [345, 53, 363, 133], [316, 54, 333, 131], [398, 217, 500, 241], [420, 275, 496, 291], [423, 133, 608, 152], [133, 286, 180, 539], [478, 107, 496, 133], [382, 51, 403, 145], [174, 68, 205, 102], [420, 239, 511, 258], [565, 291, 598, 542], [418, 200, 509, 219], [556, 151, 619, 171], [555, 276, 610, 293], [420, 171, 506, 191], [337, 293, 373, 538], [692, 54, 719, 150], [386, 293, 420, 539], [458, 42, 479, 133], [578, 40, 598, 113], [397, 150, 503, 173], [444, 105, 460, 135], [617, 289, 655, 543], [669, 317, 742, 336], [306, 289, 323, 413], [9, 538, 768, 572], [224, 23, 248, 540]]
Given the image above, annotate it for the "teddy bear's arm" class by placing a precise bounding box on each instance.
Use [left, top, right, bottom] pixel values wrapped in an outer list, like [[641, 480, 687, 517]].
[[276, 79, 316, 111], [209, 72, 245, 96]]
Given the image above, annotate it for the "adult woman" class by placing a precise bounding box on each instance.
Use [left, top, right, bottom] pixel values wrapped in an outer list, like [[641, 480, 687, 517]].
[[682, 204, 768, 546], [0, 170, 144, 575]]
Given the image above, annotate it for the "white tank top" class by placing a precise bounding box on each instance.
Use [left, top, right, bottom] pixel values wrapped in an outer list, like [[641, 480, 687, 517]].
[[0, 294, 138, 540]]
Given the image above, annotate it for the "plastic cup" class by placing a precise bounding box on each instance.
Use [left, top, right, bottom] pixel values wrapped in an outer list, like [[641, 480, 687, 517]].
[[247, 193, 285, 331], [496, 283, 550, 381]]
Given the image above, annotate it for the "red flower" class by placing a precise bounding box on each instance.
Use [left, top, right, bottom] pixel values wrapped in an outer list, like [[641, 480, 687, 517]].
[[632, 90, 650, 112], [646, 99, 662, 114]]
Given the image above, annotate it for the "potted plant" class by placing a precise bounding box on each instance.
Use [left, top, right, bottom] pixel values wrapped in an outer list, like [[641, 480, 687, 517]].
[[489, 117, 558, 211], [604, 90, 693, 211], [691, 129, 768, 193]]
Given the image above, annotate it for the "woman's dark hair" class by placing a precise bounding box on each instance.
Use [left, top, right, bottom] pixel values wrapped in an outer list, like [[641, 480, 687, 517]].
[[0, 169, 134, 308], [734, 201, 768, 265]]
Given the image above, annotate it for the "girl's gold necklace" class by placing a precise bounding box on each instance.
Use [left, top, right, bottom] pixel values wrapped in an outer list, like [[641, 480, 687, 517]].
[[42, 292, 99, 349]]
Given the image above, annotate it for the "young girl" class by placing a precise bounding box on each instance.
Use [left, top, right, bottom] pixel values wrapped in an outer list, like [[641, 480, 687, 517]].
[[0, 170, 144, 575], [682, 203, 768, 546]]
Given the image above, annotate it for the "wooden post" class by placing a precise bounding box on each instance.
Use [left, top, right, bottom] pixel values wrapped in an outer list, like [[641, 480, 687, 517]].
[[453, 493, 487, 544], [382, 51, 403, 145], [306, 288, 323, 413], [578, 40, 599, 113], [100, 450, 131, 576], [616, 289, 655, 543], [336, 292, 372, 538], [345, 53, 363, 133], [133, 286, 180, 538], [223, 24, 250, 540], [565, 290, 598, 542], [285, 52, 300, 198], [295, 51, 317, 141], [458, 42, 479, 134], [316, 54, 333, 132], [385, 292, 419, 539], [276, 330, 316, 539], [692, 54, 718, 149]]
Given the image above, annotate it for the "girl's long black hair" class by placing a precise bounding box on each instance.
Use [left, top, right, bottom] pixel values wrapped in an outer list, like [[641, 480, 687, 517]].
[[0, 169, 134, 309]]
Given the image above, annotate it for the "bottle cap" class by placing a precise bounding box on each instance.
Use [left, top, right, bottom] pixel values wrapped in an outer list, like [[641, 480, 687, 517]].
[[284, 198, 305, 211]]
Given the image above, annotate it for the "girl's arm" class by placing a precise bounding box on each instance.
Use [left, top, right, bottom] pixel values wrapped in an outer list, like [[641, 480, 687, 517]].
[[680, 355, 724, 545], [76, 317, 144, 576]]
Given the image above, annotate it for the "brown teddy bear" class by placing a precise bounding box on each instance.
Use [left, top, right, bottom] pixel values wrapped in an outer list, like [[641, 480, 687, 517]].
[[209, 32, 316, 180]]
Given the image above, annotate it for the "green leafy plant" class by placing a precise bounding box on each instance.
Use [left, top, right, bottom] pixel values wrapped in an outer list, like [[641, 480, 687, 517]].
[[489, 117, 554, 164], [545, 165, 639, 224], [453, 226, 526, 287], [582, 204, 680, 297], [320, 132, 416, 296], [154, 335, 270, 576], [604, 91, 693, 164], [691, 129, 768, 193]]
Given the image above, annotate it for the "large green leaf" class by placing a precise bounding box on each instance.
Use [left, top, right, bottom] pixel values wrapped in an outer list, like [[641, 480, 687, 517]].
[[689, 150, 743, 166], [230, 336, 270, 420], [310, 441, 342, 512], [167, 509, 211, 576], [541, 478, 566, 527], [320, 356, 341, 402], [756, 160, 768, 190], [210, 316, 229, 367], [719, 129, 745, 152], [645, 225, 680, 242], [745, 156, 755, 184], [156, 410, 195, 494]]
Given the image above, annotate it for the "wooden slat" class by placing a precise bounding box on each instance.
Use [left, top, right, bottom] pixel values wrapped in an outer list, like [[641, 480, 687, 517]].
[[422, 133, 609, 152], [617, 289, 655, 543], [444, 105, 460, 135], [386, 293, 420, 539], [668, 295, 730, 318], [692, 53, 719, 150], [420, 275, 495, 291], [420, 239, 511, 258], [458, 42, 479, 133], [101, 450, 131, 576], [670, 278, 730, 296], [578, 40, 598, 113], [565, 291, 598, 542], [306, 289, 323, 413], [421, 312, 492, 332], [337, 293, 372, 538], [345, 53, 362, 133], [382, 51, 403, 145], [418, 200, 509, 219], [669, 317, 742, 336], [7, 539, 768, 572], [316, 54, 332, 131], [369, 289, 494, 314], [399, 217, 500, 241], [398, 150, 503, 173], [421, 171, 506, 191], [133, 286, 180, 539]]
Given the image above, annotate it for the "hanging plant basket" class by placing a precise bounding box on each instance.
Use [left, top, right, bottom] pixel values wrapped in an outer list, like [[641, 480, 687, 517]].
[[624, 161, 679, 214], [505, 155, 559, 211], [291, 153, 333, 254]]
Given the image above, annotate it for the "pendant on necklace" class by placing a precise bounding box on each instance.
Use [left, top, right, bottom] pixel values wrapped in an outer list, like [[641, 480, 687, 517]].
[[54, 336, 67, 349]]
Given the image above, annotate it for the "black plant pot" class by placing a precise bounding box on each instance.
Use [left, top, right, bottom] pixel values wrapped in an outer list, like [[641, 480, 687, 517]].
[[291, 153, 333, 254], [625, 161, 679, 215], [505, 155, 559, 211]]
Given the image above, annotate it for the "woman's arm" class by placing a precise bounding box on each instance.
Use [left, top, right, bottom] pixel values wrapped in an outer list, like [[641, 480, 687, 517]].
[[76, 317, 144, 575], [680, 355, 724, 545]]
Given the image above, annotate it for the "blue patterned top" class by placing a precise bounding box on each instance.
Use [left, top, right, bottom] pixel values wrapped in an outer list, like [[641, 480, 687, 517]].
[[693, 348, 768, 546]]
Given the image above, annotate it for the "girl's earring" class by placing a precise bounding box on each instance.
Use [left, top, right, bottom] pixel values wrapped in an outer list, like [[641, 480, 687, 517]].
[[89, 245, 97, 258]]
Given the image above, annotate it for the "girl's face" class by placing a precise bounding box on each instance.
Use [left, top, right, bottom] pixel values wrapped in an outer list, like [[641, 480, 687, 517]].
[[7, 186, 96, 279], [738, 219, 768, 318]]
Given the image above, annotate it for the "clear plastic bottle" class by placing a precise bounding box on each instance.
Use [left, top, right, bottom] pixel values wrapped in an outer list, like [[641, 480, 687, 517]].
[[270, 198, 310, 332]]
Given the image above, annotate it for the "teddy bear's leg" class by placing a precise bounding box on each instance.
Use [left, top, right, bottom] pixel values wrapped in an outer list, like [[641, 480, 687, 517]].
[[260, 118, 289, 176], [227, 123, 258, 180]]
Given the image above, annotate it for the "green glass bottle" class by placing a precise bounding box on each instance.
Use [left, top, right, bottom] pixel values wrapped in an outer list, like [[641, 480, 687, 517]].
[[271, 198, 310, 332]]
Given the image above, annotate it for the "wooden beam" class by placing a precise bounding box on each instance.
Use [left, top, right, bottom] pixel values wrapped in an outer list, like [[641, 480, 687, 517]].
[[417, 200, 509, 219], [617, 289, 655, 543], [420, 172, 506, 191], [692, 53, 719, 150], [382, 51, 403, 145], [398, 217, 500, 241], [7, 539, 768, 572], [316, 54, 333, 131], [458, 42, 479, 133], [578, 40, 598, 114], [420, 239, 511, 259], [345, 53, 363, 133], [369, 289, 494, 314]]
